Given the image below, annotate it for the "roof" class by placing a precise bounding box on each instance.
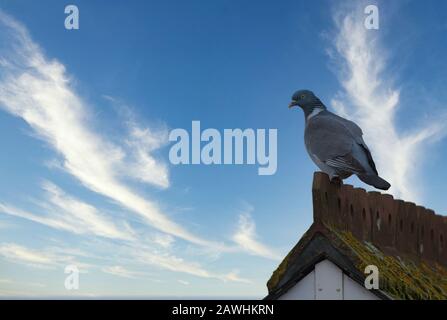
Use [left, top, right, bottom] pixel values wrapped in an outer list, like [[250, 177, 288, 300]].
[[265, 172, 447, 300]]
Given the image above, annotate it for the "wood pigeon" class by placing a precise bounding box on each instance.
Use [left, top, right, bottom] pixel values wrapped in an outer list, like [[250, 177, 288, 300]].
[[289, 89, 391, 190]]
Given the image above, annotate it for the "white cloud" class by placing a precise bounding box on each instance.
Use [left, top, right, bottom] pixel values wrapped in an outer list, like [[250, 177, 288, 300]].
[[0, 243, 55, 267], [0, 183, 136, 241], [130, 246, 249, 283], [330, 3, 447, 200], [0, 11, 256, 286], [0, 239, 249, 284], [102, 95, 171, 188], [0, 243, 89, 270], [220, 270, 252, 284], [101, 265, 139, 279], [124, 122, 170, 188], [132, 249, 217, 278], [0, 11, 222, 248], [150, 233, 175, 248], [177, 280, 190, 285], [83, 238, 250, 283], [232, 207, 280, 260]]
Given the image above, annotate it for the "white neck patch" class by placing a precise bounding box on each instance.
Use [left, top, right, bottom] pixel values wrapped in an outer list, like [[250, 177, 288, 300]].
[[307, 107, 324, 120]]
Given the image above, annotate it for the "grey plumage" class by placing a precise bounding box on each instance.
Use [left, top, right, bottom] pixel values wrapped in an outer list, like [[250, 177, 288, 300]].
[[289, 89, 390, 190]]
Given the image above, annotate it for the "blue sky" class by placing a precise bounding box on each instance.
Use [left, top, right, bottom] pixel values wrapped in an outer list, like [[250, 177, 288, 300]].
[[0, 0, 446, 298]]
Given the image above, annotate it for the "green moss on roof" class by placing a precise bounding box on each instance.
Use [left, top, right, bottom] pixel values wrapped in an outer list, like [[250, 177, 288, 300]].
[[328, 225, 447, 300], [267, 250, 292, 293], [267, 223, 447, 300]]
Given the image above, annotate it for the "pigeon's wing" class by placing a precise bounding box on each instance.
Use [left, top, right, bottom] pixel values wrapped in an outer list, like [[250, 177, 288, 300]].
[[330, 113, 379, 175], [354, 141, 378, 175], [305, 114, 354, 160], [330, 113, 364, 142], [325, 153, 365, 173], [305, 115, 365, 173]]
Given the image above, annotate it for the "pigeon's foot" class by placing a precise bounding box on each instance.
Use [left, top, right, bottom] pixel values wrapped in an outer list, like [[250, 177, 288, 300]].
[[330, 176, 343, 187]]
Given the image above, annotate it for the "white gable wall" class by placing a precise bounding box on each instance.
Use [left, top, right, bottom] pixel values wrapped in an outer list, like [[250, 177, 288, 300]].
[[315, 259, 343, 299], [278, 270, 315, 299], [342, 275, 379, 300], [278, 259, 379, 300]]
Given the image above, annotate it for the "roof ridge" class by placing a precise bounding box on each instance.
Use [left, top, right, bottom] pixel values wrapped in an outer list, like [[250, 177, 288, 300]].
[[312, 172, 447, 266]]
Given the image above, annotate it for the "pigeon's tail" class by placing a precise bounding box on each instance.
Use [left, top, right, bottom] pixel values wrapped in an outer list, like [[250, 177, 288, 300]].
[[358, 174, 391, 191]]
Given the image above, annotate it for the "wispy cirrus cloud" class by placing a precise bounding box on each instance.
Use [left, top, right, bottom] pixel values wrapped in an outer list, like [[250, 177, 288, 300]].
[[0, 243, 89, 270], [329, 2, 447, 200], [0, 243, 54, 267], [0, 180, 250, 283], [125, 124, 170, 188], [232, 206, 280, 261], [0, 10, 270, 288], [0, 182, 136, 241], [150, 233, 175, 249], [0, 239, 250, 283], [0, 10, 222, 248], [220, 270, 252, 284], [130, 246, 249, 282], [101, 265, 141, 279], [103, 96, 171, 189]]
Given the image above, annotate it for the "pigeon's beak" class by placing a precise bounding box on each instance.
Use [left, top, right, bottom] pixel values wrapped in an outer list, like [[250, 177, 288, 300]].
[[288, 100, 299, 108]]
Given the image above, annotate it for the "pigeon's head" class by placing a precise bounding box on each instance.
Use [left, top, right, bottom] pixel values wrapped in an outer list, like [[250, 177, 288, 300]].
[[288, 89, 326, 115]]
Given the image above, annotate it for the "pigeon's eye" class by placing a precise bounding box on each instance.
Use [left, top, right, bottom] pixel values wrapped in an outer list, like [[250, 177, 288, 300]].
[[300, 94, 306, 99]]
